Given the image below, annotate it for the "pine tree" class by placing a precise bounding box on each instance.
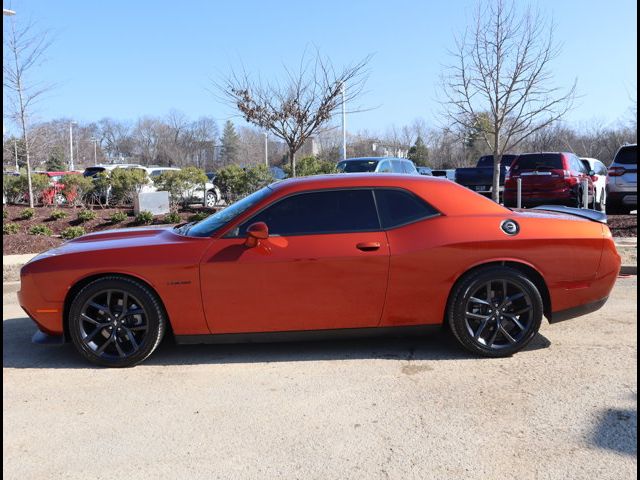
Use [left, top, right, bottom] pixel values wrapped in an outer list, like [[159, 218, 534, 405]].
[[220, 120, 240, 166], [408, 136, 429, 166]]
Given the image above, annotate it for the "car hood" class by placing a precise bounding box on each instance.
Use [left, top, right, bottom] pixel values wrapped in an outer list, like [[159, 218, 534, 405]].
[[30, 226, 184, 262]]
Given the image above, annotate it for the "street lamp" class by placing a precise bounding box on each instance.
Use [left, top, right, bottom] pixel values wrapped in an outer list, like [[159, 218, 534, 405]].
[[69, 121, 77, 170], [90, 137, 98, 166], [263, 132, 268, 166], [341, 82, 347, 160], [3, 8, 16, 15]]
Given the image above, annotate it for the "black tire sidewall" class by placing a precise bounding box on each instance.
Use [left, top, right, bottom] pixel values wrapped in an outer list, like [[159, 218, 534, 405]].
[[448, 267, 543, 358], [68, 276, 165, 367]]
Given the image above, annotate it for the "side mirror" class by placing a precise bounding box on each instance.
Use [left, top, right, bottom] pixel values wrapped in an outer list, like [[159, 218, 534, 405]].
[[244, 222, 269, 248], [588, 169, 596, 176]]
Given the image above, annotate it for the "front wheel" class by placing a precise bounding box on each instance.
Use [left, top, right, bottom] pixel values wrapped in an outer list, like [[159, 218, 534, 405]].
[[447, 267, 543, 357], [204, 190, 218, 207], [68, 276, 166, 367]]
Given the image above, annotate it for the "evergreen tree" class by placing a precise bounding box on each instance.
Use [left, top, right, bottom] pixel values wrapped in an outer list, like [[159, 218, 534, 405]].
[[220, 120, 240, 165], [45, 146, 67, 171], [408, 136, 429, 166]]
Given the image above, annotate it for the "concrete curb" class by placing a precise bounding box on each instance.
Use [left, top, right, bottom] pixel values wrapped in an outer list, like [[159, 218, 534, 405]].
[[3, 281, 20, 295]]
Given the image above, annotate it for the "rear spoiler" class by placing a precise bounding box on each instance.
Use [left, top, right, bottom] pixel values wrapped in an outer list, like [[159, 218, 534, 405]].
[[531, 205, 607, 224]]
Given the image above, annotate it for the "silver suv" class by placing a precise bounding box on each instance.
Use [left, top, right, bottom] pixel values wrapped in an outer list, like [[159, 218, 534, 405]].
[[607, 144, 637, 214]]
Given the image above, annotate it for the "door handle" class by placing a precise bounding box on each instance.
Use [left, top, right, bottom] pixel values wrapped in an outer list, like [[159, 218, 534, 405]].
[[356, 242, 381, 251]]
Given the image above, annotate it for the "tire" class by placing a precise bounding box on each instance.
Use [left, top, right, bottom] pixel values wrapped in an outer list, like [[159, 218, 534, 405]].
[[447, 266, 543, 357], [595, 190, 606, 213], [68, 276, 166, 367], [205, 190, 218, 207]]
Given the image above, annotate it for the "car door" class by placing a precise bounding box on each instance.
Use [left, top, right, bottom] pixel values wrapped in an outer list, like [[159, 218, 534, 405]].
[[199, 188, 390, 334]]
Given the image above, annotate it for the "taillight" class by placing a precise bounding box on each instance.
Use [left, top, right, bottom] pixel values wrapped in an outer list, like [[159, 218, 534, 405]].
[[608, 166, 626, 177]]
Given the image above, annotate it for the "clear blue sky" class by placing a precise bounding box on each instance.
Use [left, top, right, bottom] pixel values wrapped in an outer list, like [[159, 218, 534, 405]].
[[3, 0, 637, 133]]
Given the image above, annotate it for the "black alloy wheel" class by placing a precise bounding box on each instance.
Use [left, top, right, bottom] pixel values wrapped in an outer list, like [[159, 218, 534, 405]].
[[69, 276, 166, 367], [448, 267, 543, 357]]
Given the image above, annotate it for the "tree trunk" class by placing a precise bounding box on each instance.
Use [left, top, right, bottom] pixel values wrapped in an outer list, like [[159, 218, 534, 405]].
[[289, 147, 296, 177], [492, 131, 501, 203]]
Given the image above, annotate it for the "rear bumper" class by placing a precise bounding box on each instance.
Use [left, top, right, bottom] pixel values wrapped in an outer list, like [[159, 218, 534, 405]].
[[607, 191, 637, 206], [504, 187, 578, 206], [549, 297, 609, 323]]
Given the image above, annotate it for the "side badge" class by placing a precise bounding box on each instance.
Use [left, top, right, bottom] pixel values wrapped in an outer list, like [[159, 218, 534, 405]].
[[501, 219, 520, 236]]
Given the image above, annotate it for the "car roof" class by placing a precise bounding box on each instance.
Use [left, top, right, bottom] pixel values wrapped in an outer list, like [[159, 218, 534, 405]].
[[267, 173, 508, 216], [338, 157, 411, 162]]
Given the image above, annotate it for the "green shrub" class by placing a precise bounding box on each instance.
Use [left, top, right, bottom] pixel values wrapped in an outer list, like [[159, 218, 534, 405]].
[[3, 209, 8, 219], [153, 167, 208, 208], [109, 168, 149, 205], [49, 209, 68, 220], [28, 224, 52, 236], [60, 226, 86, 239], [283, 156, 337, 177], [216, 164, 274, 203], [59, 174, 96, 206], [3, 173, 49, 205], [109, 211, 129, 224], [3, 223, 19, 234], [77, 209, 97, 223], [19, 208, 35, 220], [135, 210, 154, 225], [162, 211, 182, 224], [188, 211, 209, 222]]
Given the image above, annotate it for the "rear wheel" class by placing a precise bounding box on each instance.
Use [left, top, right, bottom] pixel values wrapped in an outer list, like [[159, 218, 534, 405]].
[[68, 276, 166, 367], [447, 267, 543, 357]]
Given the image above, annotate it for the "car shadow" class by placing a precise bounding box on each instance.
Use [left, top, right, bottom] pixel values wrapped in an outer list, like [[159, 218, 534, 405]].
[[591, 407, 637, 456], [2, 316, 551, 369]]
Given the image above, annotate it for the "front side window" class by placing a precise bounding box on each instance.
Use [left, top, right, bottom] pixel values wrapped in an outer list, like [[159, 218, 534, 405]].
[[374, 189, 439, 228], [236, 189, 380, 237], [187, 186, 273, 237]]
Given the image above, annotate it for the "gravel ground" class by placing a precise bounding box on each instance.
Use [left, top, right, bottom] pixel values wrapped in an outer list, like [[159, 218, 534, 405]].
[[2, 277, 636, 480]]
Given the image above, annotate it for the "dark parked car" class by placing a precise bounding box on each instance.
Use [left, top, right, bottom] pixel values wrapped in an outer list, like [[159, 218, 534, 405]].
[[455, 154, 517, 199], [607, 144, 637, 214], [504, 153, 594, 208]]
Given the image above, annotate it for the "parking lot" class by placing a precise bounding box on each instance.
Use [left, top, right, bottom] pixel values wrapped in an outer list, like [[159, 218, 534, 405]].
[[3, 276, 637, 479]]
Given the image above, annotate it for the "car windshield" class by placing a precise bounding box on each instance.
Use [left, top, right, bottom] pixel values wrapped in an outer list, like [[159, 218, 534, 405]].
[[615, 146, 637, 165], [184, 186, 273, 237], [83, 167, 105, 177], [512, 154, 563, 171], [337, 160, 379, 173]]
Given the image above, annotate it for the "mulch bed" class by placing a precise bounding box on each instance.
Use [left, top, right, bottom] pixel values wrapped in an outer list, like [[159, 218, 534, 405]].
[[3, 205, 215, 255], [608, 215, 637, 238], [2, 205, 637, 255]]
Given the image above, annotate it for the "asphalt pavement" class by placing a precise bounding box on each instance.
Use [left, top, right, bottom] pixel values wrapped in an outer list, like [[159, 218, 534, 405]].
[[3, 277, 637, 480]]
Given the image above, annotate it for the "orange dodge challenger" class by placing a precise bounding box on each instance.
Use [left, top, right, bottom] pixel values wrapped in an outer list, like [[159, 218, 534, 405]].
[[18, 174, 620, 367]]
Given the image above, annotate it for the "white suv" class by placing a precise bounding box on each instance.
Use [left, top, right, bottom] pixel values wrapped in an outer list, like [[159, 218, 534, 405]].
[[142, 166, 222, 207], [607, 144, 637, 214]]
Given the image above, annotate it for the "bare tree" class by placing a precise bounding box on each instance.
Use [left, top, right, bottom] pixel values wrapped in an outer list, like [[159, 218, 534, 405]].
[[441, 0, 576, 201], [3, 18, 54, 207], [217, 52, 370, 176]]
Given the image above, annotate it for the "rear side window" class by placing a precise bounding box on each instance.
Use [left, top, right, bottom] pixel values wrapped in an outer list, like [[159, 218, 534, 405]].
[[402, 161, 418, 174], [238, 189, 380, 236], [374, 189, 439, 228], [614, 146, 637, 165], [336, 160, 379, 173], [511, 154, 563, 171]]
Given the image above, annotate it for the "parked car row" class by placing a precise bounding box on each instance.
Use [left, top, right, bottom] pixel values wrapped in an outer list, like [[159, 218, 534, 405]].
[[453, 145, 637, 213], [82, 164, 222, 207]]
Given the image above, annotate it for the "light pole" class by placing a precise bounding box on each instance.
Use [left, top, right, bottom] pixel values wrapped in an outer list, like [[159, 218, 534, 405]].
[[3, 8, 16, 15], [68, 121, 77, 170], [341, 82, 347, 160], [263, 132, 268, 166], [91, 137, 98, 165]]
